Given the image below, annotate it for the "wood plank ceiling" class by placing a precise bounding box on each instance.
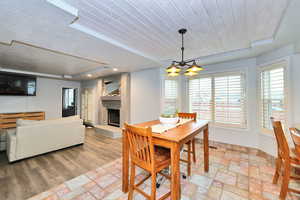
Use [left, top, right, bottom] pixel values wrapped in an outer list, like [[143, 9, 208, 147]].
[[65, 0, 289, 61]]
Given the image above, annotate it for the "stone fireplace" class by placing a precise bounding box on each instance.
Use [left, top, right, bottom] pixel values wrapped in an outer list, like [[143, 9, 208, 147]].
[[94, 73, 130, 138]]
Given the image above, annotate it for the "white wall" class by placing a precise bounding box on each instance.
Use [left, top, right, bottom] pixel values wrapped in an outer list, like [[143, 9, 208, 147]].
[[130, 68, 161, 124], [291, 53, 300, 123], [0, 77, 80, 119]]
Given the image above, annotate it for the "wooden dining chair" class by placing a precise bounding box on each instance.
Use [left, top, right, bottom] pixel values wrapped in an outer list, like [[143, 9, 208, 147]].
[[271, 118, 300, 199], [124, 123, 171, 200], [178, 112, 197, 177]]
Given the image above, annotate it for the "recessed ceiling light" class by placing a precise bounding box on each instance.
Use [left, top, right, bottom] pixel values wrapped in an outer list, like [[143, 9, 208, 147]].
[[113, 68, 118, 71], [87, 74, 92, 77]]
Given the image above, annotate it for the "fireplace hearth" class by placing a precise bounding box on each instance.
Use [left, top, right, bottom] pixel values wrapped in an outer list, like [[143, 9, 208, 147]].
[[107, 109, 120, 127]]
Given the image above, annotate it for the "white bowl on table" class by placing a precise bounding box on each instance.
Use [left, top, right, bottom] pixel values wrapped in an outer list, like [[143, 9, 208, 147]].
[[159, 117, 179, 125]]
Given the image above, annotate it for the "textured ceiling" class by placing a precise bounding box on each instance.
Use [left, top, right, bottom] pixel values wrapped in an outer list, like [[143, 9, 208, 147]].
[[0, 0, 299, 79], [65, 0, 289, 61], [0, 0, 158, 78]]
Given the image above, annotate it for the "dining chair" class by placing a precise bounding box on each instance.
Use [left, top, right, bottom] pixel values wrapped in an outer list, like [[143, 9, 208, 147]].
[[271, 118, 300, 199], [178, 112, 197, 177], [124, 123, 171, 200]]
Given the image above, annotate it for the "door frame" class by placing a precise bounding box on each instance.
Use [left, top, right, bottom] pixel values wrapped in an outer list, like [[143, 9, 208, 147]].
[[62, 87, 78, 117]]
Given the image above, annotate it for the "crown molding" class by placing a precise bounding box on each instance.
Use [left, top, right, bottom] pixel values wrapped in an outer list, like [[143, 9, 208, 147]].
[[0, 40, 107, 65], [0, 67, 64, 79]]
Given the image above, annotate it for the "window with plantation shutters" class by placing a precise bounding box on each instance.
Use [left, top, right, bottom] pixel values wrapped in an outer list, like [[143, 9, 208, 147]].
[[260, 61, 286, 130], [163, 79, 178, 114], [214, 74, 246, 127], [189, 77, 212, 120], [188, 72, 246, 128]]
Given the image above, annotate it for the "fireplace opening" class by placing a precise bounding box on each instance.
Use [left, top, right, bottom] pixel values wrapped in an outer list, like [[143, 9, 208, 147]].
[[107, 109, 120, 127]]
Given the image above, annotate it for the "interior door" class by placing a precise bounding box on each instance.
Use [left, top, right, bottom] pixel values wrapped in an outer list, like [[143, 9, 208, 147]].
[[81, 88, 94, 124], [62, 88, 77, 117]]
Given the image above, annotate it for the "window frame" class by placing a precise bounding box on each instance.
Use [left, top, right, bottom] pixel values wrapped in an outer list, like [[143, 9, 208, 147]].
[[188, 70, 247, 129], [188, 76, 213, 121], [257, 58, 290, 134], [161, 76, 179, 114]]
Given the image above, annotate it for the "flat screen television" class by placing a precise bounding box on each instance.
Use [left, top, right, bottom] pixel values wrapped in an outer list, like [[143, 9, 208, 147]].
[[0, 72, 36, 96]]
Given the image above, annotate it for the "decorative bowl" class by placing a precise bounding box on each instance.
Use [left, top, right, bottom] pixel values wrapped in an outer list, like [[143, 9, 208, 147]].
[[159, 117, 179, 125]]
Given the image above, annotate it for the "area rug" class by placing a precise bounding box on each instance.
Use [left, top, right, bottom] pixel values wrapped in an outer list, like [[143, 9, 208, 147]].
[[27, 142, 300, 200]]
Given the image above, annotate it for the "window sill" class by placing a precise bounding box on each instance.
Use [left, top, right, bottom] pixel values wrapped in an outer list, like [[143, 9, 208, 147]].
[[260, 128, 275, 138]]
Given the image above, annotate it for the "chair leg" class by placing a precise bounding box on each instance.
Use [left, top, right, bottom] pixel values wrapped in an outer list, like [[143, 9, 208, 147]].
[[279, 161, 291, 200], [273, 157, 282, 184], [151, 172, 157, 200], [128, 162, 136, 200], [192, 139, 196, 163], [187, 141, 191, 177]]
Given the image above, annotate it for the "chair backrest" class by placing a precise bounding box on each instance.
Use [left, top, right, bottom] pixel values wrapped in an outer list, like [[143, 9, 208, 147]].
[[178, 112, 197, 121], [271, 117, 290, 160], [290, 128, 300, 153], [124, 123, 155, 170]]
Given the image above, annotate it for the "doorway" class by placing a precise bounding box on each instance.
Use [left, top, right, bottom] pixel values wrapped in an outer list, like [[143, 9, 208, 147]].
[[62, 88, 77, 117], [81, 88, 94, 124]]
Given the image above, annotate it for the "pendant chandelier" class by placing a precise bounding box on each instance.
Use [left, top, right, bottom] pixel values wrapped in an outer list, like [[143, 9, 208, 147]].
[[166, 28, 203, 77]]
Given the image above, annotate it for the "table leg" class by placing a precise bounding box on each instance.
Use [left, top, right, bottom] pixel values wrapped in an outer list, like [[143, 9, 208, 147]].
[[122, 129, 129, 193], [171, 142, 181, 200], [204, 125, 209, 172]]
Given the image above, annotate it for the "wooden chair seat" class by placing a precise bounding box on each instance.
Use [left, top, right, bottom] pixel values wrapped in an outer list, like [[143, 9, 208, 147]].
[[154, 147, 171, 163]]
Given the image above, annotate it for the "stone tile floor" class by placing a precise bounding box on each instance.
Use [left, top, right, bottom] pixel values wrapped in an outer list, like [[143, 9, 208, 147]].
[[27, 142, 300, 200]]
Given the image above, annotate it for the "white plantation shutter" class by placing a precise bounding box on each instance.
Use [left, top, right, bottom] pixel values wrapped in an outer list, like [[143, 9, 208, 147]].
[[188, 72, 246, 128], [260, 61, 286, 130], [189, 77, 212, 120], [214, 74, 246, 128], [164, 79, 178, 113]]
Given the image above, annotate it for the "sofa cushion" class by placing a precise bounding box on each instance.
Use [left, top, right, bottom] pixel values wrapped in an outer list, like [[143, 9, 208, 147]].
[[16, 119, 39, 127], [17, 115, 81, 127], [54, 115, 80, 121]]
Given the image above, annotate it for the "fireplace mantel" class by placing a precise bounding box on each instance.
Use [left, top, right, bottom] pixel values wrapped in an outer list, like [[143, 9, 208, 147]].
[[102, 100, 120, 109], [101, 96, 121, 101]]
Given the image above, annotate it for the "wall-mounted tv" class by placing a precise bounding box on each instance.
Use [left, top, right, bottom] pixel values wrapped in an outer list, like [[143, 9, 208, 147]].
[[0, 72, 36, 96]]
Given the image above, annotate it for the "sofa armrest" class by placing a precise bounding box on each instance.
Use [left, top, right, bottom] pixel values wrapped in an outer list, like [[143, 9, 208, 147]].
[[7, 130, 17, 162]]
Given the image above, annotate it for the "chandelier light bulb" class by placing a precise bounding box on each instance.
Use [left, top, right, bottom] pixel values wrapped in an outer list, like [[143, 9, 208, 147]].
[[184, 70, 198, 76], [167, 72, 180, 77], [166, 63, 181, 73], [187, 61, 204, 72]]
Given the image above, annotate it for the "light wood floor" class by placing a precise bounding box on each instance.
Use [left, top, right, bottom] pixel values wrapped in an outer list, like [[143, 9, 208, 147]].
[[0, 128, 122, 200]]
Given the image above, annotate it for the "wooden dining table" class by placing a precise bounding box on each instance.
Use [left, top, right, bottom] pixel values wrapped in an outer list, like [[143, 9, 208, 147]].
[[122, 119, 209, 200]]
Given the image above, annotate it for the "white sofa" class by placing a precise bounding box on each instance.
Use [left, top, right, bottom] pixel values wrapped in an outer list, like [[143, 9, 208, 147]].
[[7, 115, 85, 162]]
